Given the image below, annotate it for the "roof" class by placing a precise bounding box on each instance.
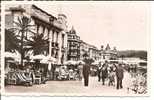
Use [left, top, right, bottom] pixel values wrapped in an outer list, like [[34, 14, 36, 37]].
[[69, 26, 76, 34], [105, 44, 111, 50], [58, 13, 67, 19], [32, 5, 57, 20], [9, 6, 25, 12]]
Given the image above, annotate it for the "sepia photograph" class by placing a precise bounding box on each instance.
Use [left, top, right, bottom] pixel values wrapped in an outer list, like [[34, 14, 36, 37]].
[[1, 1, 149, 96]]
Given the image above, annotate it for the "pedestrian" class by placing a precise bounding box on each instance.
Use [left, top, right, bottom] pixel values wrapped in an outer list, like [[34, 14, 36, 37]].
[[101, 64, 108, 85], [78, 63, 83, 81], [97, 63, 102, 82], [51, 64, 56, 80], [108, 69, 115, 86], [115, 63, 124, 89], [83, 61, 90, 86]]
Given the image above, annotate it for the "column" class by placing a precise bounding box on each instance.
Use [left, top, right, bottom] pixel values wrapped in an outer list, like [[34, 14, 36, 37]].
[[54, 31, 56, 42], [58, 32, 62, 64], [38, 25, 43, 34], [49, 29, 53, 57], [44, 28, 48, 39], [48, 29, 53, 81]]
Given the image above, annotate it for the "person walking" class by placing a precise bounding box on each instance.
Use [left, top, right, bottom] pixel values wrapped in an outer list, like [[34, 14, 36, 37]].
[[108, 69, 115, 86], [97, 63, 102, 82], [78, 63, 83, 81], [101, 64, 108, 85], [83, 62, 90, 86], [115, 63, 124, 89]]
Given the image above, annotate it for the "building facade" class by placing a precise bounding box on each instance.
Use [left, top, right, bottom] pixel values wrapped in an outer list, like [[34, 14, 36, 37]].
[[80, 40, 101, 61], [100, 44, 118, 60], [5, 4, 68, 64], [88, 45, 101, 61], [67, 27, 81, 61], [80, 40, 89, 60]]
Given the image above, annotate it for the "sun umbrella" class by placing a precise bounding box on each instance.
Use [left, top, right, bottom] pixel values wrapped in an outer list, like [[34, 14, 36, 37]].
[[47, 56, 57, 63], [30, 54, 47, 60], [5, 52, 19, 58], [40, 56, 57, 63], [40, 59, 48, 64], [64, 60, 77, 65], [5, 52, 21, 62], [77, 60, 85, 65]]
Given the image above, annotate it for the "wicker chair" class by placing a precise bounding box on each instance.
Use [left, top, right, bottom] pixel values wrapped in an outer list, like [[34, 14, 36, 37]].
[[33, 72, 42, 84], [7, 72, 17, 85]]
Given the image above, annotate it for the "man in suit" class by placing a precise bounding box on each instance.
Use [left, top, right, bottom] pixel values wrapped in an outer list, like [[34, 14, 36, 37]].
[[97, 62, 102, 82], [115, 63, 124, 89], [83, 63, 90, 86], [101, 64, 108, 85]]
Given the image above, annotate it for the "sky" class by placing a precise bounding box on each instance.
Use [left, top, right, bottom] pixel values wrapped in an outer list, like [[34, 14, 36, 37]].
[[36, 2, 150, 51]]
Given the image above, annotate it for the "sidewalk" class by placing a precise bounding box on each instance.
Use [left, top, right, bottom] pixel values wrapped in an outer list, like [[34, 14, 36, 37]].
[[5, 72, 148, 96]]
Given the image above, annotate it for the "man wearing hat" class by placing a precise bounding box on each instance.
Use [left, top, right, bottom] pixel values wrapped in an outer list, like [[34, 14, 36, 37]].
[[115, 63, 124, 89], [83, 58, 91, 86]]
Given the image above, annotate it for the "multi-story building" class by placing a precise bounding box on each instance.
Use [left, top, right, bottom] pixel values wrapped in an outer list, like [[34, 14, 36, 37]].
[[88, 45, 101, 61], [80, 40, 89, 60], [80, 40, 101, 61], [67, 27, 81, 61], [100, 44, 118, 60], [5, 4, 68, 64]]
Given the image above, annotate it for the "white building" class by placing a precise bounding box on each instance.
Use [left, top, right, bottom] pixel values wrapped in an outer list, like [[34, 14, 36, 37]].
[[100, 44, 118, 60], [5, 4, 68, 64]]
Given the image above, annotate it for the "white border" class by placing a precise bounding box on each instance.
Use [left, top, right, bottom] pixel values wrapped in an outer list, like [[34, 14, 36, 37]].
[[1, 1, 151, 97], [1, 1, 5, 96]]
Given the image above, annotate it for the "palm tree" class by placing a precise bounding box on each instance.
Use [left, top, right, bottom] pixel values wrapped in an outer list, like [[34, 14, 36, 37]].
[[25, 33, 49, 56], [9, 16, 35, 66]]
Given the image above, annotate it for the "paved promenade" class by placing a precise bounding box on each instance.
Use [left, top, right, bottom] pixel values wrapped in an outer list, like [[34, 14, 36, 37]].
[[5, 72, 147, 96]]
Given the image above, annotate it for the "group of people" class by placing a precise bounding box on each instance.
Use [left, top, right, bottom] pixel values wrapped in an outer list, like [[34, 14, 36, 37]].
[[76, 60, 125, 89], [97, 62, 124, 89]]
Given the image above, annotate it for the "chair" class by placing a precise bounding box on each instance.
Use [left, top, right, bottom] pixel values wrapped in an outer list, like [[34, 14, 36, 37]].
[[20, 72, 33, 86], [33, 72, 41, 84], [7, 72, 17, 85], [14, 72, 32, 86], [68, 70, 74, 80]]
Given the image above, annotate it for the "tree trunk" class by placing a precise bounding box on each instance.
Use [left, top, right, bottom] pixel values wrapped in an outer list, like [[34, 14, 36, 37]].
[[20, 31, 24, 66]]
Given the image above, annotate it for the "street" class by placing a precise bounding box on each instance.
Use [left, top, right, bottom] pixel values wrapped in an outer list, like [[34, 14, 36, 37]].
[[5, 72, 147, 96]]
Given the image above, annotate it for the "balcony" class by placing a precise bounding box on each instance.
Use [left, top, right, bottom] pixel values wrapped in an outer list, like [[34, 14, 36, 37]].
[[53, 20, 65, 30], [55, 42, 59, 50], [69, 54, 78, 57], [51, 42, 59, 50], [68, 38, 80, 42], [52, 42, 55, 47], [61, 46, 65, 52], [55, 42, 58, 47]]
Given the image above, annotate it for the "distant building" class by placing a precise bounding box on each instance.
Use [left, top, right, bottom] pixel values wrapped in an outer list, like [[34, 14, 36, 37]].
[[67, 27, 81, 61], [100, 44, 118, 60], [5, 4, 68, 64], [88, 45, 101, 61], [80, 40, 89, 60], [80, 40, 101, 61]]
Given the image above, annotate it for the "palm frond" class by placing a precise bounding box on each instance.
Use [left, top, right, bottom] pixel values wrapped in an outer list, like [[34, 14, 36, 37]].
[[17, 17, 23, 27], [13, 21, 22, 28]]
